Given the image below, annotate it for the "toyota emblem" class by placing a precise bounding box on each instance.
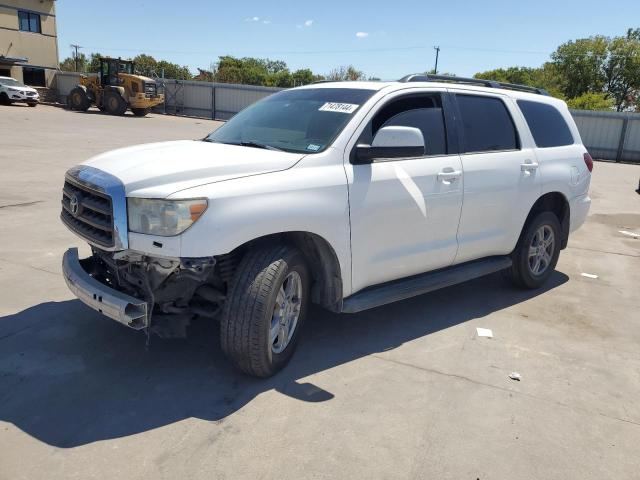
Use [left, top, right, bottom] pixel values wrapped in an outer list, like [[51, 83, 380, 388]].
[[70, 194, 80, 216]]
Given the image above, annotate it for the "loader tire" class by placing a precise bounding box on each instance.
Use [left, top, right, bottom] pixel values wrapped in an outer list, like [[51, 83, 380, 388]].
[[104, 91, 127, 116]]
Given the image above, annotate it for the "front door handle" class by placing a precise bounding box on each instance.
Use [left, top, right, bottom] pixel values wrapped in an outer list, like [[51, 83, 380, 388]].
[[438, 170, 462, 183], [521, 161, 539, 172]]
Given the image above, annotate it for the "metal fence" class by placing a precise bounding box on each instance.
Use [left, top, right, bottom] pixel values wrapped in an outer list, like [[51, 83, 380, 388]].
[[53, 72, 639, 163], [570, 109, 640, 163]]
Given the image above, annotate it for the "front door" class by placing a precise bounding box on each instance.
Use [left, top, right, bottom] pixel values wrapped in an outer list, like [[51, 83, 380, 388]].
[[345, 92, 464, 294]]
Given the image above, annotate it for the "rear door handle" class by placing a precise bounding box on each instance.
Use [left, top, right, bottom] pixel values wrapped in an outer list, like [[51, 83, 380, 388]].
[[521, 161, 539, 172]]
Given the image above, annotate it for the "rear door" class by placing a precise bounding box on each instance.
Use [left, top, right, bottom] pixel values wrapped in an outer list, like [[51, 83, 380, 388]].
[[452, 91, 542, 264]]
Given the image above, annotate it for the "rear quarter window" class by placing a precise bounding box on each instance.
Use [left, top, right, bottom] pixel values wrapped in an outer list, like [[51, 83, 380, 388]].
[[517, 100, 574, 148]]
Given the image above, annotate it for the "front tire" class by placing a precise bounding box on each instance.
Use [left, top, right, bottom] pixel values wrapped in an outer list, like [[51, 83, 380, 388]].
[[104, 91, 127, 115], [507, 211, 562, 289], [0, 92, 12, 105], [28, 102, 37, 107], [221, 245, 310, 377]]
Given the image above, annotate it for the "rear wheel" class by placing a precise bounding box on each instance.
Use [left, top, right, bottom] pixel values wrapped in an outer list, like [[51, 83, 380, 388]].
[[69, 87, 90, 111], [27, 102, 37, 108], [507, 211, 561, 289], [131, 107, 151, 117], [221, 244, 310, 377], [104, 91, 127, 115]]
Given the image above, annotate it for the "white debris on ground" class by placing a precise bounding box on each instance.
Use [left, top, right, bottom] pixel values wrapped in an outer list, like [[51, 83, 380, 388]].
[[619, 230, 640, 239], [509, 372, 522, 381], [581, 273, 599, 279], [476, 327, 493, 338]]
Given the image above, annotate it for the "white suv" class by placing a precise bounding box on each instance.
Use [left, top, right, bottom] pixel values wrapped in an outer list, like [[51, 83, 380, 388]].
[[60, 75, 592, 377], [0, 76, 39, 106]]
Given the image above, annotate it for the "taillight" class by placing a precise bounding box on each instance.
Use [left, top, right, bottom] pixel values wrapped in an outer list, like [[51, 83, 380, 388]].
[[583, 152, 593, 173]]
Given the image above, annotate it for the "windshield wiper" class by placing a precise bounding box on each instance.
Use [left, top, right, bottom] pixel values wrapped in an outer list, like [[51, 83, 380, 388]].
[[238, 141, 283, 151]]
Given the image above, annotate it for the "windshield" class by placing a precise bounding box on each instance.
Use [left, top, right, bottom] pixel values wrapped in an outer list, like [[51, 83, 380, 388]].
[[0, 78, 22, 87], [205, 88, 376, 153]]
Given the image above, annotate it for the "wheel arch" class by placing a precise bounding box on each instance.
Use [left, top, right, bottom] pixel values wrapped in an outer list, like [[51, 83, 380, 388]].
[[521, 192, 570, 250], [227, 231, 343, 313]]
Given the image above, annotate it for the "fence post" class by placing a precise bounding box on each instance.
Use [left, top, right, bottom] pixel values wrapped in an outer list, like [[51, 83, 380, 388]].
[[616, 117, 629, 163], [211, 82, 216, 120]]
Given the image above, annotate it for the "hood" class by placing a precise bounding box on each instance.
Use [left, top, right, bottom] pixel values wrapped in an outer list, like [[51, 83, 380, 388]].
[[84, 140, 305, 198], [8, 85, 37, 94]]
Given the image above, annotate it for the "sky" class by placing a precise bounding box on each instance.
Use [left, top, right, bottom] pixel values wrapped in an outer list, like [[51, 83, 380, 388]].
[[56, 0, 640, 79]]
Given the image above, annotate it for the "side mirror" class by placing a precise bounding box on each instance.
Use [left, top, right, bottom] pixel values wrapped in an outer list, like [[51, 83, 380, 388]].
[[354, 126, 425, 164]]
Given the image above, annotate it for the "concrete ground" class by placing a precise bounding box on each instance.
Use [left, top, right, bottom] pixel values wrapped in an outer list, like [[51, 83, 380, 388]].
[[1, 104, 639, 480]]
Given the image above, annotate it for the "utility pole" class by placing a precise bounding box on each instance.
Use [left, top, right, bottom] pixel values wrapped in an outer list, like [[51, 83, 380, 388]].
[[70, 44, 82, 72], [433, 46, 440, 74]]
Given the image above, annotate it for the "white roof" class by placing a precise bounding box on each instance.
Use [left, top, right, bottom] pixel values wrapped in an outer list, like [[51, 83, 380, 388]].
[[297, 79, 564, 106]]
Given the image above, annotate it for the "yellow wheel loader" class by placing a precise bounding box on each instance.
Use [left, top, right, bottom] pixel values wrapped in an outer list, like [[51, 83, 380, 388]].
[[68, 57, 164, 116]]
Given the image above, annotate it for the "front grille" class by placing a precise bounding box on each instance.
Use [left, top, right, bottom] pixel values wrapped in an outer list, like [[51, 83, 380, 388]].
[[26, 91, 36, 96], [61, 179, 114, 247], [144, 82, 157, 96]]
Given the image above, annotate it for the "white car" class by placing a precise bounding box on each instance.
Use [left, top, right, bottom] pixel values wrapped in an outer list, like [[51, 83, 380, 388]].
[[60, 74, 592, 377], [0, 76, 39, 106]]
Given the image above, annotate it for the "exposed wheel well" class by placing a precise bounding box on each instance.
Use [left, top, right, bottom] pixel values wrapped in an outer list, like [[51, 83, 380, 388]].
[[523, 192, 570, 249], [226, 232, 343, 312]]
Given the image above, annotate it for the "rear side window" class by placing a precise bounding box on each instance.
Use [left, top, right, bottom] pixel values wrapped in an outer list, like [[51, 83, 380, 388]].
[[517, 100, 574, 147], [456, 95, 519, 153]]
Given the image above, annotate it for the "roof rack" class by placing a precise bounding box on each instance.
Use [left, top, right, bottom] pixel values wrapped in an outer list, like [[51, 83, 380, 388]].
[[398, 73, 550, 96]]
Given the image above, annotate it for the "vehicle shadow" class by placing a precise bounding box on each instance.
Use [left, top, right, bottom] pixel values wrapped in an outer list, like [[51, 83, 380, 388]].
[[0, 271, 568, 448]]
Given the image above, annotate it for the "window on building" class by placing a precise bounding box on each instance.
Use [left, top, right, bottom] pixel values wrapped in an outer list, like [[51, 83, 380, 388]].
[[18, 11, 41, 33], [517, 100, 574, 148], [22, 67, 46, 87], [456, 95, 519, 153]]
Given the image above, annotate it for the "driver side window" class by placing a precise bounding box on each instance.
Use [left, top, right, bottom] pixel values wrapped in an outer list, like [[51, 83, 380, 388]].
[[359, 94, 448, 157]]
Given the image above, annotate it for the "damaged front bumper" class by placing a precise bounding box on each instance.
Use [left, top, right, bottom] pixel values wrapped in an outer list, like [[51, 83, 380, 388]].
[[62, 248, 149, 329]]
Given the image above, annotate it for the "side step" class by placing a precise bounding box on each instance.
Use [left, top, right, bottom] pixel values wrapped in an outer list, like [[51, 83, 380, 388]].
[[341, 256, 512, 313]]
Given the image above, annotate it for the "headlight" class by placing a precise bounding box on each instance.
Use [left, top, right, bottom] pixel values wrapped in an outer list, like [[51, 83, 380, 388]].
[[127, 198, 208, 236]]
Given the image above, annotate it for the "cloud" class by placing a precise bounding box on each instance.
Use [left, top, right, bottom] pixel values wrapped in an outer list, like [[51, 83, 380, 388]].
[[304, 19, 314, 27], [245, 16, 260, 22], [263, 19, 271, 24], [355, 31, 369, 38]]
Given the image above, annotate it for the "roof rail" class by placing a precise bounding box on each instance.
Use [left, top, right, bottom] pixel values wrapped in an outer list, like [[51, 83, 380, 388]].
[[398, 73, 550, 96]]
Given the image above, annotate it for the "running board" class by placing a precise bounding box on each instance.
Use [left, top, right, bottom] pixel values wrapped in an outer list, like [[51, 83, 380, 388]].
[[341, 256, 512, 313]]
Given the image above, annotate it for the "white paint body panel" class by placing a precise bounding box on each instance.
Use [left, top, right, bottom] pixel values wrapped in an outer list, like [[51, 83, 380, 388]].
[[67, 80, 591, 300]]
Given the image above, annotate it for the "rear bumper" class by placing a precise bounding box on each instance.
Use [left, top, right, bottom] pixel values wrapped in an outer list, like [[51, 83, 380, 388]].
[[569, 193, 591, 233], [62, 248, 148, 329]]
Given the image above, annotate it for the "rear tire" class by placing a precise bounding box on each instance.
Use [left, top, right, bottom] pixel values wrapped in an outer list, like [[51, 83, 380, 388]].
[[104, 91, 127, 115], [507, 211, 562, 289], [221, 244, 310, 377], [69, 87, 90, 111], [131, 107, 150, 117], [28, 102, 37, 107]]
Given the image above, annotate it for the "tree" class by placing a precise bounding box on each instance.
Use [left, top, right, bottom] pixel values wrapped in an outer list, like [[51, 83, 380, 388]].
[[60, 53, 87, 72], [326, 65, 365, 81], [133, 54, 192, 80], [474, 64, 564, 98], [566, 92, 613, 110]]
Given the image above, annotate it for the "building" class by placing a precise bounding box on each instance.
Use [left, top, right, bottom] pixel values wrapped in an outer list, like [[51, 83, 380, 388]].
[[0, 0, 58, 86]]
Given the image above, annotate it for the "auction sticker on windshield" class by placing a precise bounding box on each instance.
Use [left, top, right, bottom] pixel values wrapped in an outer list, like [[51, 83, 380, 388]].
[[319, 102, 359, 114]]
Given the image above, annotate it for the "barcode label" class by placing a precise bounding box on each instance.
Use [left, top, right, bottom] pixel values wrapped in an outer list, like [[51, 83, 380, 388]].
[[318, 102, 359, 114]]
